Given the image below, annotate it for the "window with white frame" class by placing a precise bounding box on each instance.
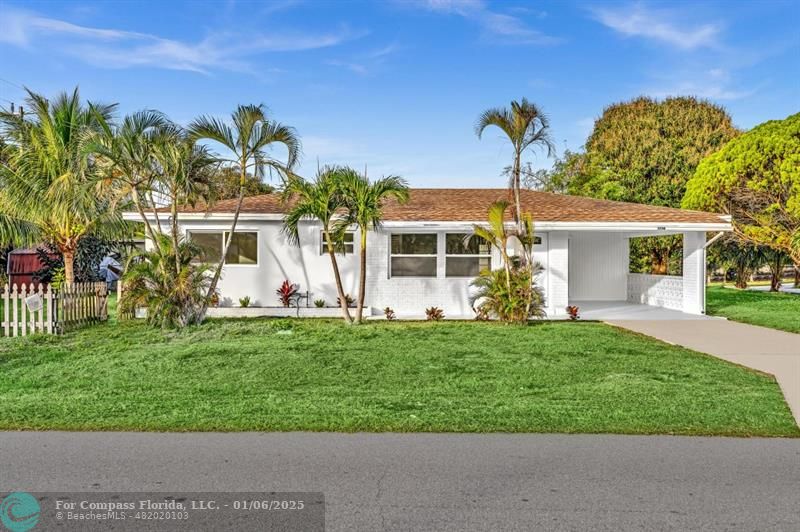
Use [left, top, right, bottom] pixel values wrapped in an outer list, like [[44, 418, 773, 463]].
[[390, 233, 437, 277], [445, 233, 491, 277], [320, 231, 355, 255], [188, 231, 258, 265]]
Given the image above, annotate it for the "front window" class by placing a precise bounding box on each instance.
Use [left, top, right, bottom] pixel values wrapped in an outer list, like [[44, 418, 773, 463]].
[[320, 231, 355, 255], [445, 233, 491, 277], [390, 234, 437, 277], [189, 231, 258, 265]]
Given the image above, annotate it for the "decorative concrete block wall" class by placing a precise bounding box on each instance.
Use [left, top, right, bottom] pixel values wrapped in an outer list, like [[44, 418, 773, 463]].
[[627, 273, 684, 310]]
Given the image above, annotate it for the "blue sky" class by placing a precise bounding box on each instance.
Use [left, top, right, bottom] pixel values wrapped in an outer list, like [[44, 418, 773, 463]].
[[1, 0, 798, 186]]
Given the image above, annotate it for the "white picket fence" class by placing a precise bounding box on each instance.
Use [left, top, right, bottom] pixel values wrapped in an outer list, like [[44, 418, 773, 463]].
[[1, 282, 109, 337]]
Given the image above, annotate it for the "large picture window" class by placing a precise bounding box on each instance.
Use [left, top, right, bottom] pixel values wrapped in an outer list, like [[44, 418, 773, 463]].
[[390, 234, 437, 277], [445, 233, 491, 277], [188, 231, 258, 265], [320, 231, 355, 255]]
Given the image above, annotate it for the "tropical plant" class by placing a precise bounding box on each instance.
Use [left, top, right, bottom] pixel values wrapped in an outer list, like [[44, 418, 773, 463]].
[[476, 98, 554, 231], [0, 87, 128, 283], [276, 280, 299, 307], [683, 113, 800, 269], [425, 306, 444, 321], [190, 104, 300, 317], [119, 234, 213, 328], [282, 167, 354, 323], [34, 235, 116, 284], [383, 307, 396, 320], [239, 296, 251, 308], [566, 305, 580, 320], [338, 167, 409, 323], [314, 299, 326, 308], [470, 265, 546, 323]]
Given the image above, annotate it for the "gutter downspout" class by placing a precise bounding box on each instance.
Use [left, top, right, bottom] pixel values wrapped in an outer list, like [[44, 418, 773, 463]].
[[702, 231, 726, 313]]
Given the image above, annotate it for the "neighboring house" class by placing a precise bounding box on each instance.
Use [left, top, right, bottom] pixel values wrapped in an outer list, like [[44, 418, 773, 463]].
[[122, 189, 731, 317]]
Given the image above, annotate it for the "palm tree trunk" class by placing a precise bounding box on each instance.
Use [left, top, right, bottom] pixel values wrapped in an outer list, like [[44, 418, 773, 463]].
[[131, 188, 161, 256], [512, 149, 522, 231], [355, 229, 367, 323], [170, 198, 181, 276], [198, 164, 246, 322], [63, 247, 76, 285], [326, 230, 353, 323]]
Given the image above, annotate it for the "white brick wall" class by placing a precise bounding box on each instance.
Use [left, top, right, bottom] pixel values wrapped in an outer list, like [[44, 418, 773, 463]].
[[547, 232, 569, 316], [627, 273, 684, 310]]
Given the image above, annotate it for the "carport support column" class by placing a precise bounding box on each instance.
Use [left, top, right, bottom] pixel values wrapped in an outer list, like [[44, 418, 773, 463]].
[[682, 231, 706, 315]]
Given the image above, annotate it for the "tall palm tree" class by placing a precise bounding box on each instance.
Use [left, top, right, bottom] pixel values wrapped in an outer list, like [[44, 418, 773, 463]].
[[282, 167, 354, 323], [338, 168, 409, 323], [0, 87, 125, 283], [87, 109, 172, 255], [476, 98, 554, 232], [190, 105, 300, 311], [151, 127, 218, 276]]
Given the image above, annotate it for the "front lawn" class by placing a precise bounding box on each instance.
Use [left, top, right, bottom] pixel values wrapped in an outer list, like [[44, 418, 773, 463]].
[[0, 318, 796, 436], [706, 285, 800, 333]]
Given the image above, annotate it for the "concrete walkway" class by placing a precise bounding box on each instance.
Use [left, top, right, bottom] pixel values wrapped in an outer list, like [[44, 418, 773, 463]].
[[608, 319, 800, 425]]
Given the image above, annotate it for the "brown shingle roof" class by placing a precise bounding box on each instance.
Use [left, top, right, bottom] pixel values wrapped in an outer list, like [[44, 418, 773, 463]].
[[175, 188, 728, 224]]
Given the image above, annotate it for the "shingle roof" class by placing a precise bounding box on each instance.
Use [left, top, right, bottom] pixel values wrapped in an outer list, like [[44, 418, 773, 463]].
[[174, 188, 728, 224]]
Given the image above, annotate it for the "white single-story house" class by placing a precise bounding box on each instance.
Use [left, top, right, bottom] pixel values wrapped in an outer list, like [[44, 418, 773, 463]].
[[123, 188, 731, 318]]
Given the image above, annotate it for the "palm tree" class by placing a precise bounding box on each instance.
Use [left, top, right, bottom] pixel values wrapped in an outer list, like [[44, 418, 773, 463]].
[[282, 167, 355, 323], [87, 109, 172, 255], [338, 168, 409, 323], [151, 127, 218, 276], [190, 105, 300, 313], [476, 98, 554, 232], [471, 200, 515, 289], [0, 87, 126, 283]]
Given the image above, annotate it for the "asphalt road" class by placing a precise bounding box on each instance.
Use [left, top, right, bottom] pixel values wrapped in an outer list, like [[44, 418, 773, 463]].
[[1, 432, 799, 531]]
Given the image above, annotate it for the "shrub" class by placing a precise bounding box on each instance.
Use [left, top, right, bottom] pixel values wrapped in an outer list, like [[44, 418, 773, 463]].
[[276, 280, 299, 307], [566, 305, 580, 320], [314, 299, 326, 308], [239, 296, 251, 308], [337, 293, 356, 308], [425, 306, 444, 321], [384, 307, 396, 320], [470, 265, 546, 323], [119, 234, 213, 328]]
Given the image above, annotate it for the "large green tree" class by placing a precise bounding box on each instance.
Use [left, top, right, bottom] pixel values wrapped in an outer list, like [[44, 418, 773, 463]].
[[683, 112, 800, 266], [564, 96, 739, 273], [0, 88, 127, 283]]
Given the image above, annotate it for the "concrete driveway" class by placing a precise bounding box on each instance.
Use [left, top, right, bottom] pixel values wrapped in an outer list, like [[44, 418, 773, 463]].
[[608, 319, 800, 425], [1, 432, 799, 531]]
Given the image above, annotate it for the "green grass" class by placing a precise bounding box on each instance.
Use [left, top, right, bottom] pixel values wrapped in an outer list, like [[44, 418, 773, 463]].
[[0, 318, 796, 436], [707, 285, 800, 333]]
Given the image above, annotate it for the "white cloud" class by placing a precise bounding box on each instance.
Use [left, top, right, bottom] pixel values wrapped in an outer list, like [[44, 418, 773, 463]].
[[410, 0, 560, 45], [0, 5, 365, 74], [591, 3, 721, 50], [327, 43, 401, 76]]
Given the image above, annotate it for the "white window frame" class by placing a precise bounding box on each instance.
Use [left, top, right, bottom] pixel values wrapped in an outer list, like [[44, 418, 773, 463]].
[[389, 232, 438, 278], [319, 231, 355, 255], [444, 233, 492, 278], [187, 229, 259, 267]]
